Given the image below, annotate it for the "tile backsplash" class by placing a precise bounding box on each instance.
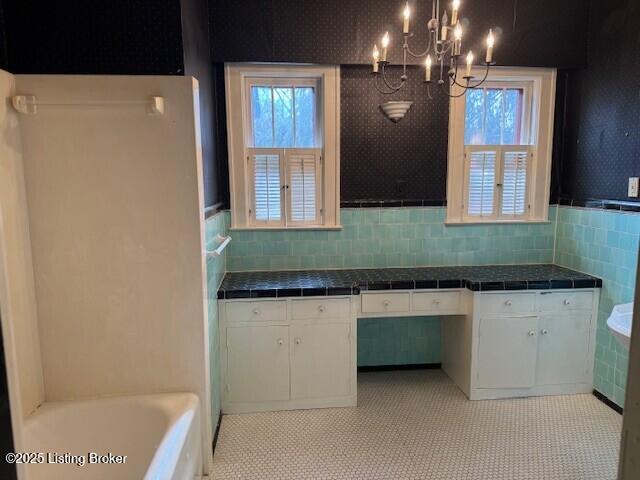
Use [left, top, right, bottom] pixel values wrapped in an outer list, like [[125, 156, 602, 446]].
[[205, 211, 228, 427], [226, 207, 556, 272], [555, 206, 639, 407]]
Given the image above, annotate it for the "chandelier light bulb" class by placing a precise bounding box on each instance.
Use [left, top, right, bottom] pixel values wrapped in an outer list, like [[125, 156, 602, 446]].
[[454, 24, 462, 40], [466, 51, 474, 78], [452, 0, 461, 25], [381, 32, 390, 61], [403, 2, 411, 33], [486, 29, 495, 63]]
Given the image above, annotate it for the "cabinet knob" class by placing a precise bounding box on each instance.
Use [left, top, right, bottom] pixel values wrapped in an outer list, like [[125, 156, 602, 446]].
[[541, 329, 549, 335], [277, 338, 284, 346], [505, 300, 513, 307], [318, 305, 326, 312], [295, 337, 301, 345], [252, 308, 260, 315], [563, 299, 571, 306], [383, 300, 391, 307], [528, 330, 535, 336]]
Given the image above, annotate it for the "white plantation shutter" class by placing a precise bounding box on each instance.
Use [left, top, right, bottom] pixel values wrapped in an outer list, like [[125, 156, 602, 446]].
[[286, 149, 321, 224], [466, 148, 498, 218], [250, 149, 283, 224], [501, 148, 530, 216]]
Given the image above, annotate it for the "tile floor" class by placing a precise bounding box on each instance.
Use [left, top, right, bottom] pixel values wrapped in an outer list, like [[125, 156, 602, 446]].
[[211, 370, 622, 480]]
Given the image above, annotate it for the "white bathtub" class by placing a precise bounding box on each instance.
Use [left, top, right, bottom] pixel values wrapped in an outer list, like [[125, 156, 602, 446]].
[[21, 393, 202, 480]]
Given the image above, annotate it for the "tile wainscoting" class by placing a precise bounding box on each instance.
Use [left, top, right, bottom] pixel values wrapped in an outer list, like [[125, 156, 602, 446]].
[[225, 207, 556, 272], [555, 206, 640, 407], [205, 211, 228, 429]]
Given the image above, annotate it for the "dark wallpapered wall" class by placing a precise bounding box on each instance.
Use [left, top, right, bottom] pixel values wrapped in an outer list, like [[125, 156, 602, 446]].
[[341, 66, 448, 202], [210, 0, 589, 69], [561, 0, 640, 203]]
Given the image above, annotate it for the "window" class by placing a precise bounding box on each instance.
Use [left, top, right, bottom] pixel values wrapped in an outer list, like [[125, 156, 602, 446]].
[[447, 68, 556, 224], [225, 64, 340, 229]]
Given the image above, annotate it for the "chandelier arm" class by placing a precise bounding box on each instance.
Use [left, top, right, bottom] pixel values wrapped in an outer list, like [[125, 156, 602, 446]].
[[405, 32, 434, 58], [450, 62, 491, 89], [380, 62, 406, 92], [373, 74, 401, 95]]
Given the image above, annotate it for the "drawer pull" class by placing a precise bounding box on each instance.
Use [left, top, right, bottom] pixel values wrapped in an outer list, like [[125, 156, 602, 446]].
[[252, 308, 260, 315], [383, 300, 391, 307], [295, 337, 301, 345], [541, 329, 549, 335], [433, 299, 441, 305], [505, 300, 512, 307], [528, 330, 535, 336], [563, 299, 571, 306], [318, 305, 326, 312], [277, 338, 284, 346]]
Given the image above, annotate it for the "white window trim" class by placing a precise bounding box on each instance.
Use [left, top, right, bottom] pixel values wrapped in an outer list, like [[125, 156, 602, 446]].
[[446, 67, 556, 224], [225, 63, 341, 230]]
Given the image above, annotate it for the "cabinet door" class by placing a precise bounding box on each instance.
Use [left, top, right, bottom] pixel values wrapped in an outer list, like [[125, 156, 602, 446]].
[[536, 313, 591, 385], [226, 325, 290, 403], [477, 315, 539, 389], [290, 324, 352, 400]]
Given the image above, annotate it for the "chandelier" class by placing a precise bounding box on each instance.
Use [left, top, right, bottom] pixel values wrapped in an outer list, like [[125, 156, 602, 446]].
[[372, 0, 496, 98]]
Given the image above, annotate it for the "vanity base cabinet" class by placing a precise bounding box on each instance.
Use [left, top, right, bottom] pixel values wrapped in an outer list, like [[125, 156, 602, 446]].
[[463, 290, 598, 401], [220, 298, 357, 414]]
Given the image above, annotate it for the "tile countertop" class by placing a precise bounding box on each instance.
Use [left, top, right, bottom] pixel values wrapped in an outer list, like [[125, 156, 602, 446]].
[[217, 264, 602, 299]]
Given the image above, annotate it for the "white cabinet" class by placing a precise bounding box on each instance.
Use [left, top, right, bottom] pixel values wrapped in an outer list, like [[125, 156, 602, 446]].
[[536, 313, 591, 385], [291, 324, 352, 399], [226, 325, 290, 403], [459, 290, 598, 400], [220, 297, 356, 413], [476, 315, 539, 389]]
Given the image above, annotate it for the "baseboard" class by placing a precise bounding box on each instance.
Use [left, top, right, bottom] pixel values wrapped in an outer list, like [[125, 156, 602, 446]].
[[593, 390, 623, 414], [211, 413, 222, 454], [358, 363, 441, 372]]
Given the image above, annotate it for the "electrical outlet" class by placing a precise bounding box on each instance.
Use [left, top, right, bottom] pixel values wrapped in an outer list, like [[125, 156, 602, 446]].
[[628, 177, 639, 198]]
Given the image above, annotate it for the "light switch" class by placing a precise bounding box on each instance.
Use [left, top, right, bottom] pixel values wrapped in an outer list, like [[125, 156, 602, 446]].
[[629, 177, 639, 198]]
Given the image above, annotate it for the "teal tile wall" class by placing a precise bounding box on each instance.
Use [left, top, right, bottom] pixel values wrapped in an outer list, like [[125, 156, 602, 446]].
[[205, 211, 228, 429], [226, 207, 556, 271], [358, 316, 442, 366], [555, 206, 639, 407]]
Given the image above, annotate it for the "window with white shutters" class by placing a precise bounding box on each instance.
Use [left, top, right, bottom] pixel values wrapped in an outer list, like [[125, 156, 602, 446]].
[[226, 64, 340, 229], [448, 68, 556, 224]]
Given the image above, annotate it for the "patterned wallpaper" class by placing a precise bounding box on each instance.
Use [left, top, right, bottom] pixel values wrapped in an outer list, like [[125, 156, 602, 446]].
[[210, 0, 589, 68], [1, 0, 184, 74], [341, 66, 449, 201], [561, 0, 640, 203]]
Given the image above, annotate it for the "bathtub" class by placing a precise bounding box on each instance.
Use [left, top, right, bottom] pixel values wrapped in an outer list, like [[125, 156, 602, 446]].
[[21, 393, 202, 480]]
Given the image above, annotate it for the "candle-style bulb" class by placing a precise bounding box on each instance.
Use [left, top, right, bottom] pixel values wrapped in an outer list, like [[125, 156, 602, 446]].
[[441, 10, 449, 41], [452, 0, 461, 25], [453, 24, 462, 55], [425, 55, 432, 82], [381, 31, 390, 61], [465, 50, 474, 78], [372, 44, 380, 72], [454, 24, 462, 40], [381, 32, 390, 48], [486, 29, 495, 63], [403, 2, 411, 34]]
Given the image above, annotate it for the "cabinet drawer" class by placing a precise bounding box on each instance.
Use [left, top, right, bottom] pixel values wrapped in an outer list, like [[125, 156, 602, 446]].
[[226, 301, 287, 322], [413, 291, 461, 313], [479, 293, 536, 314], [291, 298, 351, 320], [361, 292, 410, 314], [538, 291, 593, 312]]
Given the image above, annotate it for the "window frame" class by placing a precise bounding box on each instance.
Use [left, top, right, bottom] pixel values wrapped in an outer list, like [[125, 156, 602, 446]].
[[225, 64, 340, 230], [446, 67, 556, 225]]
